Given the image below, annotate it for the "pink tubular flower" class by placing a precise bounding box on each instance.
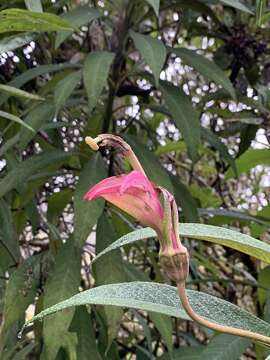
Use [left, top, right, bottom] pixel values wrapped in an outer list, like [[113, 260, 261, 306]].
[[84, 134, 188, 282], [84, 170, 164, 237]]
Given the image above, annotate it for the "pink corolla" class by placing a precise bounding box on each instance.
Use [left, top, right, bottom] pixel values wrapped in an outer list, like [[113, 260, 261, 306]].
[[84, 170, 164, 237], [84, 134, 188, 282]]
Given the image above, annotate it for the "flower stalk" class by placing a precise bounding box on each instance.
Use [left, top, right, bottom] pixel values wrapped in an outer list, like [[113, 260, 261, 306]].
[[85, 133, 270, 346]]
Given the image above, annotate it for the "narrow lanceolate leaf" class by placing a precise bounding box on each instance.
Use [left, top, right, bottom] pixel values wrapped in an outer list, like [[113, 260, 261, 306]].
[[145, 0, 160, 16], [226, 149, 270, 179], [170, 47, 236, 99], [56, 6, 101, 48], [220, 0, 254, 14], [160, 81, 200, 162], [19, 100, 55, 149], [83, 51, 115, 113], [0, 9, 74, 33], [0, 33, 35, 54], [0, 84, 44, 101], [74, 154, 106, 247], [54, 70, 82, 113], [0, 199, 20, 271], [22, 282, 270, 338], [42, 240, 80, 360], [130, 30, 166, 86], [94, 224, 270, 264], [0, 150, 72, 198], [199, 334, 250, 360], [0, 110, 34, 132], [24, 0, 43, 12], [201, 127, 237, 176]]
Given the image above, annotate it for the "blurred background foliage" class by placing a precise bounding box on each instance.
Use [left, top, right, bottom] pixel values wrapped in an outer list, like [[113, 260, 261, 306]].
[[0, 0, 270, 359]]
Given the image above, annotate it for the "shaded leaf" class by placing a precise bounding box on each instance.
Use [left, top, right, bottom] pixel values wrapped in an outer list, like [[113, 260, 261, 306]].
[[56, 6, 101, 48], [0, 150, 72, 198], [83, 51, 115, 113], [145, 0, 160, 16], [0, 84, 44, 101], [130, 30, 166, 86], [170, 48, 236, 99], [160, 81, 200, 162], [0, 110, 34, 132], [42, 240, 80, 360], [73, 154, 106, 247], [0, 9, 74, 33], [0, 32, 35, 54], [220, 0, 253, 14], [24, 0, 43, 12], [54, 70, 82, 113], [226, 149, 270, 179], [201, 127, 237, 176]]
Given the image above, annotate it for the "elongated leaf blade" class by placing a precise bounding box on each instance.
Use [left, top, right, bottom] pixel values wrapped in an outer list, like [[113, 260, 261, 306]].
[[170, 48, 236, 99], [94, 223, 270, 264], [226, 149, 270, 179], [0, 150, 72, 198], [0, 9, 74, 33], [145, 0, 160, 16], [0, 110, 34, 132], [160, 81, 200, 162], [130, 30, 166, 86], [0, 32, 35, 54], [56, 6, 101, 48], [220, 0, 253, 14], [74, 154, 106, 247], [24, 0, 43, 12], [0, 84, 44, 101], [22, 282, 270, 338], [54, 70, 82, 113], [83, 51, 115, 112]]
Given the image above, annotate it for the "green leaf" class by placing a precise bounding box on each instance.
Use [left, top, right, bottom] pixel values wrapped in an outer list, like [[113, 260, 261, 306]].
[[0, 110, 34, 132], [19, 100, 55, 149], [94, 223, 270, 264], [170, 175, 199, 222], [124, 135, 174, 193], [56, 6, 101, 48], [145, 0, 160, 16], [201, 127, 237, 176], [93, 214, 126, 350], [22, 282, 270, 338], [220, 0, 254, 14], [198, 334, 250, 360], [170, 48, 236, 99], [0, 150, 72, 198], [160, 81, 200, 162], [130, 30, 166, 86], [73, 154, 106, 247], [54, 70, 82, 113], [83, 51, 115, 113], [42, 240, 80, 360], [160, 346, 204, 360], [0, 32, 35, 53], [155, 140, 186, 156], [0, 199, 19, 270], [2, 254, 42, 337], [24, 0, 43, 12], [0, 9, 74, 33], [0, 84, 44, 101], [226, 149, 270, 179], [69, 307, 102, 360]]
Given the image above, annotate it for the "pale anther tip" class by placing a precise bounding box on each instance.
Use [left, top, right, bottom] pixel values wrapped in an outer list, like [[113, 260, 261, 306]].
[[85, 136, 99, 151]]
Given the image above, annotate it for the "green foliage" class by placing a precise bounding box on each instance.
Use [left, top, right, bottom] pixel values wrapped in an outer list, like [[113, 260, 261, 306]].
[[0, 0, 270, 358]]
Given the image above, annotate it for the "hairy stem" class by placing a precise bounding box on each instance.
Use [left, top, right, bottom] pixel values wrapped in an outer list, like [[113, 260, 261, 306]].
[[177, 281, 270, 346]]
